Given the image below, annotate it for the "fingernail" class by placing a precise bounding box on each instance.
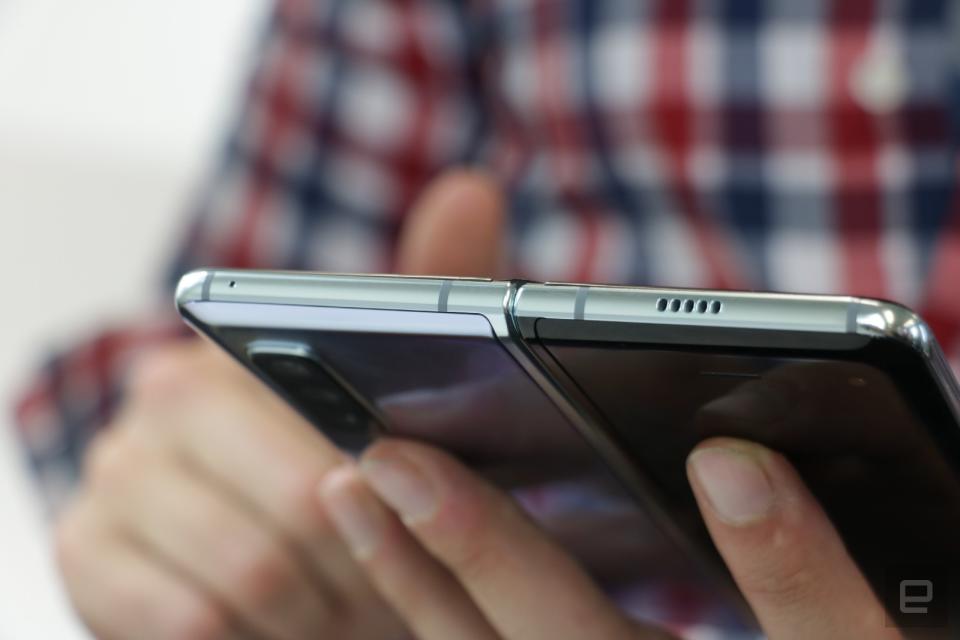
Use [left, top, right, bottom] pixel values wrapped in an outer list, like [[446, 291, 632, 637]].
[[320, 467, 383, 559], [361, 456, 437, 525], [688, 447, 775, 526]]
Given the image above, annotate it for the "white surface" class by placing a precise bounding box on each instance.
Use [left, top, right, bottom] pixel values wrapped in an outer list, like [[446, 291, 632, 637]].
[[0, 1, 266, 637]]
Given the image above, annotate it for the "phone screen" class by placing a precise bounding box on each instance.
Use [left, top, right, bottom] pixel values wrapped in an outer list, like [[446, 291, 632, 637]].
[[183, 301, 753, 631], [536, 335, 960, 625]]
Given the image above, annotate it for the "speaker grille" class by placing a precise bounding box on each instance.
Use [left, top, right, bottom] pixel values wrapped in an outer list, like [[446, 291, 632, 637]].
[[656, 297, 722, 314]]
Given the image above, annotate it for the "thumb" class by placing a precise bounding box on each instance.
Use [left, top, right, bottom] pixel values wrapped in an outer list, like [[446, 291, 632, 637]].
[[686, 438, 898, 639], [395, 169, 507, 278]]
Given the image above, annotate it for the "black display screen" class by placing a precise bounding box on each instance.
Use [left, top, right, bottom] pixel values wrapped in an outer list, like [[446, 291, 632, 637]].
[[535, 324, 960, 609]]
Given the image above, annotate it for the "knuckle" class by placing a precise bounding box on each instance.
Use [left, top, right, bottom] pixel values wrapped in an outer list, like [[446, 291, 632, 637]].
[[128, 348, 196, 398], [227, 537, 299, 611], [736, 542, 819, 608], [53, 497, 230, 640], [83, 428, 142, 487], [442, 497, 513, 583], [166, 597, 230, 640], [382, 575, 434, 623], [127, 342, 230, 402], [449, 528, 506, 584], [126, 343, 252, 416]]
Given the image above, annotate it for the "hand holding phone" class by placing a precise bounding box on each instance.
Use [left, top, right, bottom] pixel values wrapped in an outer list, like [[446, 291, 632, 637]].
[[174, 174, 960, 636]]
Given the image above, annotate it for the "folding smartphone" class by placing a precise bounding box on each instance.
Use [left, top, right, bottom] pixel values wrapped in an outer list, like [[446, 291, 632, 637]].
[[177, 269, 960, 628]]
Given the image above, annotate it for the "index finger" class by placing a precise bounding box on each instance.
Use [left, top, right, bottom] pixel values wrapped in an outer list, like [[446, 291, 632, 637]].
[[687, 438, 900, 639], [359, 439, 671, 640]]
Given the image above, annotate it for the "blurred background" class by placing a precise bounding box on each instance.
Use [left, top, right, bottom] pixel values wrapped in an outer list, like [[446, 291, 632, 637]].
[[0, 1, 267, 636]]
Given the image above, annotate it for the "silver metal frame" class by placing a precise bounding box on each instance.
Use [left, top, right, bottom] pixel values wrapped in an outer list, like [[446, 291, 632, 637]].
[[176, 269, 504, 315], [177, 269, 945, 353], [514, 282, 927, 348]]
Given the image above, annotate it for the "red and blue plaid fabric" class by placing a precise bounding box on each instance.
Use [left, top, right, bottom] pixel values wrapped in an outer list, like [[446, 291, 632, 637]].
[[13, 0, 960, 635]]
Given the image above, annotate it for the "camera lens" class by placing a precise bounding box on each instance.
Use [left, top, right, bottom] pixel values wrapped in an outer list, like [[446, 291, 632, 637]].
[[263, 355, 315, 380], [298, 385, 344, 407], [250, 350, 375, 452]]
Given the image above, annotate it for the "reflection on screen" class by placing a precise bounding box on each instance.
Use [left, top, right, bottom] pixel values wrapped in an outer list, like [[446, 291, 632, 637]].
[[539, 341, 960, 599]]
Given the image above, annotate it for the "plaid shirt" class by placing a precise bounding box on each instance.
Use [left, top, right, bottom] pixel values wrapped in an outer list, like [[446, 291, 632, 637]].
[[13, 0, 960, 635]]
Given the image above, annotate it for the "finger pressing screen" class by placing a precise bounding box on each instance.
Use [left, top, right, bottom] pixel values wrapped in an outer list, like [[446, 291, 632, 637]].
[[686, 437, 900, 639], [353, 439, 669, 640]]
